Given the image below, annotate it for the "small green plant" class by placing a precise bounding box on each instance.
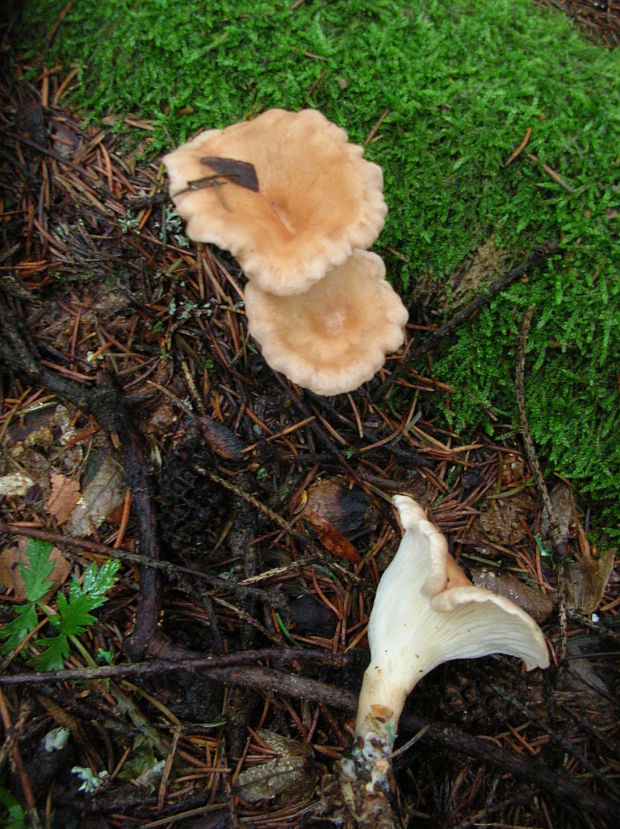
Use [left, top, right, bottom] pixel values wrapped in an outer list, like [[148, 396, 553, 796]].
[[71, 766, 110, 793], [0, 787, 27, 829], [0, 539, 120, 671]]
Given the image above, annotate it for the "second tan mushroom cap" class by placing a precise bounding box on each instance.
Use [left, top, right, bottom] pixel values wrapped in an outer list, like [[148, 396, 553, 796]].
[[163, 109, 387, 296], [244, 250, 408, 396]]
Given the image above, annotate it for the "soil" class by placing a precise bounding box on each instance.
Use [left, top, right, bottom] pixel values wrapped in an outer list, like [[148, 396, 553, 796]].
[[534, 0, 620, 47]]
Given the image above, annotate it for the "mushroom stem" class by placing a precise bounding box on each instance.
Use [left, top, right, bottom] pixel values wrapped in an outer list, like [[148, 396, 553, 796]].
[[339, 727, 401, 828], [354, 668, 406, 746]]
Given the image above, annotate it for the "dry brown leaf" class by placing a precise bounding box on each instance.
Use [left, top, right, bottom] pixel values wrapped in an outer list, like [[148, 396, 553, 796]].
[[234, 730, 315, 803], [66, 453, 125, 536], [304, 509, 361, 564], [541, 481, 573, 547], [3, 404, 83, 503], [0, 537, 70, 602], [470, 567, 555, 623], [46, 473, 81, 525], [478, 492, 535, 546], [567, 548, 616, 614], [301, 477, 373, 540], [0, 472, 35, 498], [412, 237, 510, 316]]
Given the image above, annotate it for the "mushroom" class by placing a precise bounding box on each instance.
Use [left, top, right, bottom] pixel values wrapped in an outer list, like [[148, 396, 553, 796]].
[[342, 494, 549, 813], [244, 250, 408, 395], [163, 109, 387, 296]]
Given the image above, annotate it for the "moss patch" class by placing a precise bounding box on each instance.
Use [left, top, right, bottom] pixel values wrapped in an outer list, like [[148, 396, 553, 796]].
[[13, 0, 620, 532]]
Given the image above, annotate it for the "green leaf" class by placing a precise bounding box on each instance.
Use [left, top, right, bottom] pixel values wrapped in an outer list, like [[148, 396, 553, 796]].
[[19, 538, 55, 602], [74, 559, 121, 609], [0, 603, 38, 653], [31, 634, 70, 671], [0, 787, 27, 828], [97, 648, 114, 664], [56, 592, 97, 636], [26, 558, 121, 669]]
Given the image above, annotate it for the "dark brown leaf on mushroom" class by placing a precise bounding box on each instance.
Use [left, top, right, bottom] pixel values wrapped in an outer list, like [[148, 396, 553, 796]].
[[200, 156, 259, 191], [165, 110, 387, 295]]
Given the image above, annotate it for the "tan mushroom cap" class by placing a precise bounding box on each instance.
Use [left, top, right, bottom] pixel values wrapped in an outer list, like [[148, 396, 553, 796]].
[[244, 250, 408, 396], [163, 109, 387, 296]]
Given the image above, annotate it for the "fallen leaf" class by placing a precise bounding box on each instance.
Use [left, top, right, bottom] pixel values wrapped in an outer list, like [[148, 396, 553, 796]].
[[304, 509, 361, 564], [200, 156, 259, 191], [300, 478, 373, 540], [556, 635, 616, 726], [0, 537, 70, 602], [470, 567, 555, 623], [0, 472, 35, 498], [478, 493, 534, 546], [234, 730, 315, 803], [66, 454, 125, 536], [567, 548, 616, 614], [4, 404, 83, 500], [46, 473, 81, 525], [541, 481, 572, 548], [412, 237, 510, 316]]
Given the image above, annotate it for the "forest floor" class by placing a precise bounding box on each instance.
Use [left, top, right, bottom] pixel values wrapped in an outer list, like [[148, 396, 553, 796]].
[[1, 5, 619, 829]]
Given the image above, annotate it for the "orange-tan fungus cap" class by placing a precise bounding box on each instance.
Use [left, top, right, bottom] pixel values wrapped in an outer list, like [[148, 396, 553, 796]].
[[244, 250, 408, 396], [163, 109, 387, 296]]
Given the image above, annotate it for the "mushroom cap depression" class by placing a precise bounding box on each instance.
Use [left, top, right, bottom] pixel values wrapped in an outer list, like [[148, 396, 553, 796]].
[[355, 495, 549, 741], [244, 250, 408, 396], [163, 109, 387, 296]]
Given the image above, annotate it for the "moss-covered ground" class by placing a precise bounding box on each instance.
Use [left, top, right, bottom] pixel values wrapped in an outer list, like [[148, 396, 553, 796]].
[[13, 0, 620, 534]]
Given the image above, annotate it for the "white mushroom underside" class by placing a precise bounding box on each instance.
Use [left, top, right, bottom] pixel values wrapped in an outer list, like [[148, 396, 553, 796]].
[[244, 250, 408, 396], [355, 496, 549, 738], [163, 109, 387, 295]]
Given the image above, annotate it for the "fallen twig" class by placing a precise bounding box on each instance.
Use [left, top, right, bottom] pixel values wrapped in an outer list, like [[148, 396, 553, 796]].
[[516, 304, 568, 662], [526, 152, 576, 193], [0, 304, 178, 660], [377, 239, 560, 398], [203, 667, 620, 824], [0, 523, 283, 605], [504, 126, 532, 167], [0, 648, 347, 687]]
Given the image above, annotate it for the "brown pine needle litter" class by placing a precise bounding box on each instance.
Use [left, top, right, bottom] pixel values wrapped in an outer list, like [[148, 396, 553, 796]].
[[0, 71, 619, 828]]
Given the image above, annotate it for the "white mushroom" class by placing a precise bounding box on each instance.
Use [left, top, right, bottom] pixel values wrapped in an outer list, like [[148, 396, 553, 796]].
[[344, 495, 549, 806]]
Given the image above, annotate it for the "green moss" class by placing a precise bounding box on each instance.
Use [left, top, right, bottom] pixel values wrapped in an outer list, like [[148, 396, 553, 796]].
[[13, 0, 620, 532]]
